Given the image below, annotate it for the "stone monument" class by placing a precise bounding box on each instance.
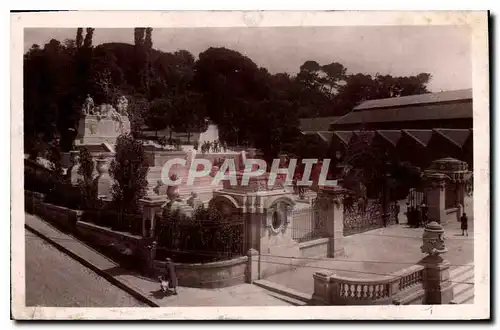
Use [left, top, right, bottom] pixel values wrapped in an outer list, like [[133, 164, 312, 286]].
[[74, 94, 131, 151]]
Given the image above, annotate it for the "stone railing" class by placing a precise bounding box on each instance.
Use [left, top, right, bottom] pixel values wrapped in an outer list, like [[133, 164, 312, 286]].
[[312, 264, 425, 305]]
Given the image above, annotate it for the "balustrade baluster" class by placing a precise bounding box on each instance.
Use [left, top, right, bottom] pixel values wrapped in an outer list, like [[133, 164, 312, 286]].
[[368, 285, 374, 298]]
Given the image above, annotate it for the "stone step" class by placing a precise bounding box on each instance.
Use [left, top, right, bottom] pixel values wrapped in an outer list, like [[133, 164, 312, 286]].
[[451, 287, 474, 304], [264, 291, 308, 306], [392, 283, 425, 305], [253, 279, 312, 305], [449, 263, 474, 304]]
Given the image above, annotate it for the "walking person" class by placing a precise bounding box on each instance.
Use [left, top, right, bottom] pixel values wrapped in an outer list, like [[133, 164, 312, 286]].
[[460, 212, 469, 236], [165, 257, 178, 295]]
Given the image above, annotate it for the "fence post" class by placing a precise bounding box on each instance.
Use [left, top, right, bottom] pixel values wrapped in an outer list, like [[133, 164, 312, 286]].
[[245, 248, 259, 283], [317, 187, 346, 258], [139, 240, 157, 276]]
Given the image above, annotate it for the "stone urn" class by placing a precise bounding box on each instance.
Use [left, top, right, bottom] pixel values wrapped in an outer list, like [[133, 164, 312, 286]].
[[69, 150, 81, 185], [420, 221, 447, 257], [95, 157, 112, 198], [95, 157, 109, 177]]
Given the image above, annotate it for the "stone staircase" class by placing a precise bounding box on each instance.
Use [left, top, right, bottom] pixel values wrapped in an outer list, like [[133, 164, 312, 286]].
[[450, 262, 474, 304]]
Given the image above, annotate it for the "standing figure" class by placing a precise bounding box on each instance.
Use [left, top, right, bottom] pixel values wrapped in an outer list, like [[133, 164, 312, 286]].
[[460, 212, 469, 236], [395, 202, 400, 224], [420, 203, 428, 226], [165, 257, 178, 295]]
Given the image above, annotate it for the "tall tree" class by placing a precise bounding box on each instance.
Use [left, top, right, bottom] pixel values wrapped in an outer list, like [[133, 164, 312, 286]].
[[83, 28, 95, 48], [144, 27, 153, 49], [75, 28, 84, 48]]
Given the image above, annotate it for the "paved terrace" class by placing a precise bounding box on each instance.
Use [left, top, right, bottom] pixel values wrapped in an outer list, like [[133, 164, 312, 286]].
[[265, 217, 474, 296]]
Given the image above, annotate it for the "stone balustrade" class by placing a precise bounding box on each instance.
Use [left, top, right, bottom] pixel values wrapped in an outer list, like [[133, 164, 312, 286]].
[[312, 264, 426, 305]]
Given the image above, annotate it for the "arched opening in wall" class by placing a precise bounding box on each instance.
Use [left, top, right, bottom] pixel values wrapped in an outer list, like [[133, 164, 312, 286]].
[[272, 210, 282, 232]]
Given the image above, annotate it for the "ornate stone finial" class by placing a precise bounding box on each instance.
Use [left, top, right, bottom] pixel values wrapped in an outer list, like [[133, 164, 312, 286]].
[[420, 221, 447, 257]]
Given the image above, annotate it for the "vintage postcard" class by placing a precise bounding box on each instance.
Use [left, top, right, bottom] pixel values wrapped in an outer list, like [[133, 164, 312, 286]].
[[11, 11, 490, 320]]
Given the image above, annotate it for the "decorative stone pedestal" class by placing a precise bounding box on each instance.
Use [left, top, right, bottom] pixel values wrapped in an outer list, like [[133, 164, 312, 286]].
[[74, 114, 131, 148], [419, 221, 454, 304]]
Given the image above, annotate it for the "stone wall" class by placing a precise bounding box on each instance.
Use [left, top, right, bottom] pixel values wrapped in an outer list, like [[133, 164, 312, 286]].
[[299, 238, 329, 259], [33, 201, 82, 233], [75, 220, 145, 267], [153, 256, 248, 288]]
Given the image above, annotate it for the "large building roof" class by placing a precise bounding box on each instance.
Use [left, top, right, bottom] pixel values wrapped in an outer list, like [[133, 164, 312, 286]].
[[333, 101, 472, 126], [353, 88, 473, 111]]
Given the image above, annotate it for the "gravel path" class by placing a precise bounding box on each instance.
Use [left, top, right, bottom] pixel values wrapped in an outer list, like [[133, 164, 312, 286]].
[[25, 232, 148, 307]]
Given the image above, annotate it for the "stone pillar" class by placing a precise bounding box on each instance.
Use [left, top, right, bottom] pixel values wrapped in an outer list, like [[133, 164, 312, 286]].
[[421, 255, 453, 304], [317, 187, 346, 258], [419, 221, 454, 304], [139, 196, 167, 238], [312, 271, 333, 305], [425, 173, 447, 224], [245, 248, 259, 283], [95, 157, 112, 199]]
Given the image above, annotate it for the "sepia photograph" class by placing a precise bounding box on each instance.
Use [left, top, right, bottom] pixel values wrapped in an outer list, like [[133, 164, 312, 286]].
[[11, 11, 490, 320]]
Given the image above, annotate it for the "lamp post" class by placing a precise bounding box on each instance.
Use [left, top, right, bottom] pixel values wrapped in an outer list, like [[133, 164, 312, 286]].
[[382, 158, 392, 227]]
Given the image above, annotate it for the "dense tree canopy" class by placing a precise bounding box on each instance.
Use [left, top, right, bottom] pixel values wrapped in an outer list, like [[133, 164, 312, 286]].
[[24, 28, 432, 160]]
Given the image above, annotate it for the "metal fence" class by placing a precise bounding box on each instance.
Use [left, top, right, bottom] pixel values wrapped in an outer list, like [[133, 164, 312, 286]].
[[155, 208, 246, 263], [291, 202, 327, 243], [343, 199, 383, 236], [81, 210, 143, 236], [343, 198, 400, 236]]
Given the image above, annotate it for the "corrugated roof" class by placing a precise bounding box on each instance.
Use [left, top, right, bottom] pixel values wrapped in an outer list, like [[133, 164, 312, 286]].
[[433, 129, 471, 148], [333, 101, 472, 126], [334, 131, 355, 145], [354, 89, 472, 111], [317, 131, 334, 143], [403, 130, 434, 147], [299, 116, 341, 132], [303, 129, 472, 152], [376, 130, 402, 147]]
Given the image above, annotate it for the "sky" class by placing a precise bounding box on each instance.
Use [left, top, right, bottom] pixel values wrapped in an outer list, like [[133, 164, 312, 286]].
[[24, 26, 472, 92]]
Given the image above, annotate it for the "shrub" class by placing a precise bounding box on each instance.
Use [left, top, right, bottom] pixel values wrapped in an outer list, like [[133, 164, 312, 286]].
[[77, 147, 98, 210], [109, 133, 149, 215]]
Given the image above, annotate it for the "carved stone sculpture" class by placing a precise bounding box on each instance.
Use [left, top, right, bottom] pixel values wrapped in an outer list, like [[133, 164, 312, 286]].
[[116, 95, 129, 116], [82, 94, 95, 115]]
